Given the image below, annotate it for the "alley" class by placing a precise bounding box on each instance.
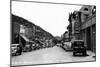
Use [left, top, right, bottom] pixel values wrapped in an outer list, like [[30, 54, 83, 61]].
[[11, 46, 95, 66]]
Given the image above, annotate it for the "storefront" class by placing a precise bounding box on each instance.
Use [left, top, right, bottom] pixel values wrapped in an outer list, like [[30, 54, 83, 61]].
[[80, 14, 96, 52]]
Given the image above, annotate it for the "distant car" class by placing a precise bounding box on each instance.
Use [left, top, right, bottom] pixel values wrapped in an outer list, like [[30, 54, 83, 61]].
[[62, 41, 72, 51], [23, 43, 32, 52], [32, 42, 40, 50], [11, 44, 22, 56], [56, 40, 62, 47], [56, 43, 62, 47], [31, 42, 36, 50], [72, 40, 86, 56], [34, 40, 41, 49]]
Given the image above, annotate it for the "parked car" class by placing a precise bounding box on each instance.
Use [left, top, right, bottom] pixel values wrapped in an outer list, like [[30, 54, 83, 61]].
[[72, 40, 87, 56], [32, 42, 40, 50], [35, 40, 45, 49], [56, 40, 62, 47], [31, 42, 36, 50], [11, 44, 22, 56], [23, 43, 32, 52], [62, 41, 72, 51]]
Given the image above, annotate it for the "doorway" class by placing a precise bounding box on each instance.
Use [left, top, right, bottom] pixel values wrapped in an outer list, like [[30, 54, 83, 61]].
[[86, 27, 91, 50]]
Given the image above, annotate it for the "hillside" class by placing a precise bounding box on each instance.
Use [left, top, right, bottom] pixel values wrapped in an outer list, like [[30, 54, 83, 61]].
[[12, 14, 55, 41]]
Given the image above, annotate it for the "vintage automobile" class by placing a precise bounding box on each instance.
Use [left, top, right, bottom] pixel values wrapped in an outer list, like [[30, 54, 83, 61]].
[[72, 40, 87, 56], [62, 41, 72, 51], [31, 42, 36, 50], [56, 40, 62, 47], [35, 40, 44, 49], [11, 44, 22, 56], [23, 43, 32, 52]]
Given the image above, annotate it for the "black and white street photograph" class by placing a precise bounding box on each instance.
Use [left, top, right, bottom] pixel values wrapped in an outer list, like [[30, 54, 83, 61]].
[[11, 0, 96, 66]]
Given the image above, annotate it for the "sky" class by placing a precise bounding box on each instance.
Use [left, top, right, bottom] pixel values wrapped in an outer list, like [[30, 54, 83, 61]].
[[12, 1, 82, 36]]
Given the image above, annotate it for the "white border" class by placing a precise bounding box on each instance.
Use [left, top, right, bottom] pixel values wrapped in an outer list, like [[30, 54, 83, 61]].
[[0, 0, 98, 67]]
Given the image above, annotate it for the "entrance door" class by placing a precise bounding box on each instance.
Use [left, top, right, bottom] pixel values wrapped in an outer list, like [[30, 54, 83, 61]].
[[86, 27, 91, 50], [92, 24, 96, 52]]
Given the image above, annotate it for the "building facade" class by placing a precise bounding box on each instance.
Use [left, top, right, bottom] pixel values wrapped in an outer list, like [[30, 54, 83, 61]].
[[12, 14, 56, 48], [79, 6, 96, 52], [12, 15, 35, 44], [68, 5, 96, 52]]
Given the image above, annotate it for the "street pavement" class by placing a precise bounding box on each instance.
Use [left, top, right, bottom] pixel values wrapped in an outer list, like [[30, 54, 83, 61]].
[[11, 46, 95, 66]]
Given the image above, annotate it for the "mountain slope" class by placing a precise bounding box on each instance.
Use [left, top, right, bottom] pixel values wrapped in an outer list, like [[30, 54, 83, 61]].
[[12, 14, 55, 41]]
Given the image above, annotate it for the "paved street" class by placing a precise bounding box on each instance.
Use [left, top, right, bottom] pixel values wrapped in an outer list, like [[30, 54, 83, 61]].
[[11, 46, 95, 66]]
